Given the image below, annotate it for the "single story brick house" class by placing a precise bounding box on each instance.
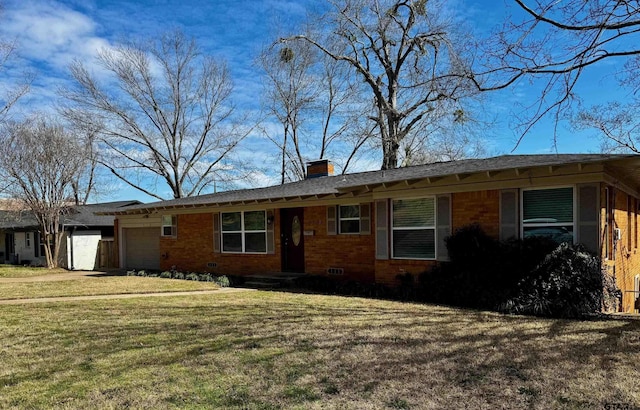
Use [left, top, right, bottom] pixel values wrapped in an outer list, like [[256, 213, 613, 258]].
[[110, 154, 640, 313], [0, 201, 139, 269]]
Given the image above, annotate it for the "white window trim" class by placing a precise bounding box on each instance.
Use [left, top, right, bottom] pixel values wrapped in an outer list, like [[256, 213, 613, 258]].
[[338, 204, 360, 235], [161, 215, 177, 238], [391, 196, 437, 260], [520, 185, 577, 244], [221, 210, 267, 254]]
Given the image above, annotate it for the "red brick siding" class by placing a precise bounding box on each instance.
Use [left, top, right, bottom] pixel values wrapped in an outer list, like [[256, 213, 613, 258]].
[[604, 186, 640, 313], [452, 190, 500, 238], [375, 191, 500, 285], [303, 206, 375, 283], [159, 212, 281, 274]]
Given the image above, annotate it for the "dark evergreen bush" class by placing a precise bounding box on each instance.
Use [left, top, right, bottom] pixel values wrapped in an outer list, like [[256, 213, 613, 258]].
[[500, 243, 616, 318], [418, 224, 562, 311]]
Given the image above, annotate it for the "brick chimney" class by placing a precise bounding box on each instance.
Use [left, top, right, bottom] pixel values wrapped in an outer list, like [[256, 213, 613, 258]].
[[306, 159, 334, 179]]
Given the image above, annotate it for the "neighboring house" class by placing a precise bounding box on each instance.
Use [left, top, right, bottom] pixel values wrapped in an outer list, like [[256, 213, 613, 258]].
[[109, 155, 640, 313], [0, 200, 140, 270]]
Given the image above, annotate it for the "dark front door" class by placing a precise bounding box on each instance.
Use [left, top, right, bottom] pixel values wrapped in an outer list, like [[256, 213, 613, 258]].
[[281, 208, 305, 272], [4, 233, 14, 264]]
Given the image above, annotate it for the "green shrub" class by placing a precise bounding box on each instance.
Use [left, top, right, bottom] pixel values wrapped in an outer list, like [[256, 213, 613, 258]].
[[135, 270, 147, 277], [185, 272, 199, 281], [501, 243, 617, 318], [172, 271, 185, 280], [159, 271, 172, 279], [198, 273, 213, 282], [126, 270, 136, 276], [213, 275, 230, 287]]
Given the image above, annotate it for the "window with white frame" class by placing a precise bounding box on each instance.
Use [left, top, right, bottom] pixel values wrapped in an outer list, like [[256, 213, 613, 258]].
[[161, 215, 177, 237], [392, 197, 436, 259], [221, 211, 267, 253], [522, 187, 574, 244], [339, 205, 360, 234]]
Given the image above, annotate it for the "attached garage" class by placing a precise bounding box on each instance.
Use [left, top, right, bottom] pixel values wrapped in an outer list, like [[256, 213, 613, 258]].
[[123, 227, 160, 270]]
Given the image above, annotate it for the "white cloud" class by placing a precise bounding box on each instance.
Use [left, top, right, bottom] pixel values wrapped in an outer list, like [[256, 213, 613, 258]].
[[1, 0, 109, 68]]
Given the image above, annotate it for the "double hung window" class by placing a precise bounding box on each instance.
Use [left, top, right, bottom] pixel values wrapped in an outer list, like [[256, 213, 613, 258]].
[[221, 211, 267, 253], [161, 215, 177, 237], [338, 205, 360, 234], [392, 197, 436, 259], [522, 187, 574, 244]]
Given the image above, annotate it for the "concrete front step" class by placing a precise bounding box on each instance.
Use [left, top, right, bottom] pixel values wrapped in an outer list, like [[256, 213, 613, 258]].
[[242, 272, 307, 289], [243, 280, 282, 289]]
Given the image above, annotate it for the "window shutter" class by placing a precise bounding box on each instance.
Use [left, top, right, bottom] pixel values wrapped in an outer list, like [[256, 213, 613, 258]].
[[500, 190, 519, 240], [213, 213, 220, 253], [375, 199, 388, 260], [360, 203, 371, 234], [577, 184, 599, 253], [327, 205, 337, 235], [266, 209, 275, 254], [436, 195, 451, 261]]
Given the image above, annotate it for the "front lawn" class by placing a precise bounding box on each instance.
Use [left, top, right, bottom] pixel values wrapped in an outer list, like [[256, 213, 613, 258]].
[[0, 265, 68, 278], [0, 276, 219, 300], [1, 290, 638, 409]]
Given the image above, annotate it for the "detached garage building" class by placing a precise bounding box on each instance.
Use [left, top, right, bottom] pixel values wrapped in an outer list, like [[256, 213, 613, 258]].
[[0, 200, 139, 270]]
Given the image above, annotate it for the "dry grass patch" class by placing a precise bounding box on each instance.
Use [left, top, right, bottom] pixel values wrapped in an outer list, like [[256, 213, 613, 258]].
[[0, 276, 219, 300], [0, 265, 68, 278], [1, 292, 639, 408]]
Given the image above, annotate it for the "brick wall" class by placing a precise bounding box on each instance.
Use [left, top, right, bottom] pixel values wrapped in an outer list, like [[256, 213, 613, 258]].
[[375, 190, 500, 284], [303, 205, 375, 283], [605, 186, 640, 313], [159, 212, 281, 274], [452, 190, 500, 238]]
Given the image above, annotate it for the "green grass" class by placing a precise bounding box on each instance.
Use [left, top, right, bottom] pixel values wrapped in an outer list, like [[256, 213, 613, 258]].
[[1, 288, 639, 409], [0, 265, 68, 278]]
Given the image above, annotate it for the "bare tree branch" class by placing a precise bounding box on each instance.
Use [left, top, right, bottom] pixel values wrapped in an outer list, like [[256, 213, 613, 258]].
[[61, 30, 249, 199], [281, 0, 482, 169], [0, 118, 92, 268]]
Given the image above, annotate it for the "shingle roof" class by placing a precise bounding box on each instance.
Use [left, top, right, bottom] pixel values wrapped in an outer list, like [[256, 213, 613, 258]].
[[0, 200, 140, 230], [111, 154, 638, 214]]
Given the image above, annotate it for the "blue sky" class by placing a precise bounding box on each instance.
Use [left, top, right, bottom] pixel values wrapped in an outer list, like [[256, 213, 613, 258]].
[[0, 0, 625, 202]]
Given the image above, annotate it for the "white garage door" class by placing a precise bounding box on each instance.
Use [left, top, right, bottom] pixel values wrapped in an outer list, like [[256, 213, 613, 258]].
[[124, 227, 160, 270]]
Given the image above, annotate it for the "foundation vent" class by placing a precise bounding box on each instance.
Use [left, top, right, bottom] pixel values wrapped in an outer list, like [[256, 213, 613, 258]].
[[327, 267, 344, 275], [206, 262, 217, 269]]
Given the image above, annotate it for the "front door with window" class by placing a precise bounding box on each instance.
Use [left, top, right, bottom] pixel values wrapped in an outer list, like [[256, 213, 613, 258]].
[[281, 208, 304, 272]]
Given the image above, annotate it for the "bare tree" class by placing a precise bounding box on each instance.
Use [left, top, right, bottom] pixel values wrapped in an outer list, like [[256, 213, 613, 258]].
[[282, 0, 481, 170], [62, 30, 250, 199], [260, 39, 373, 182], [574, 99, 640, 154], [0, 118, 92, 268], [0, 3, 30, 124], [476, 0, 640, 143]]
